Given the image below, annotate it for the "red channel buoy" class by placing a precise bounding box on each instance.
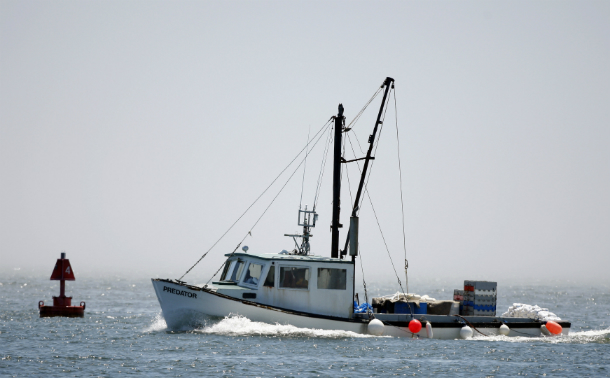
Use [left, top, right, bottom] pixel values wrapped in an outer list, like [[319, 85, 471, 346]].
[[408, 319, 422, 334], [39, 252, 85, 317]]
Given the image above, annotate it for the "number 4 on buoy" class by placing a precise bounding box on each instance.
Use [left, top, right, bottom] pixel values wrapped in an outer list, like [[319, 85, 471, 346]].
[[50, 257, 76, 281]]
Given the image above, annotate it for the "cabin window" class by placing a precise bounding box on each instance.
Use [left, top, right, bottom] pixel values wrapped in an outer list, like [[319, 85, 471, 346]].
[[279, 267, 309, 289], [221, 260, 237, 281], [263, 266, 275, 287], [229, 261, 245, 282], [243, 263, 263, 286], [317, 268, 346, 290]]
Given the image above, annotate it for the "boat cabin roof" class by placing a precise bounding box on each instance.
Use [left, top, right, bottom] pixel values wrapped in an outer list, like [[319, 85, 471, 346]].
[[224, 252, 353, 264]]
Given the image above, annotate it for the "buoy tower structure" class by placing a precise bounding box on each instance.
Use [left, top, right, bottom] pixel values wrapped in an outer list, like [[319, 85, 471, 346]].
[[39, 252, 85, 317]]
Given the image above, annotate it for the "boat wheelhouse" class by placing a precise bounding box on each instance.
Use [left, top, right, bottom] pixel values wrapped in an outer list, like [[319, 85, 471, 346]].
[[214, 252, 354, 318]]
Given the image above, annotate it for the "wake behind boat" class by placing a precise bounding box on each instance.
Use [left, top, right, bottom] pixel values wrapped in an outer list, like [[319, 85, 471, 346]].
[[152, 77, 571, 339]]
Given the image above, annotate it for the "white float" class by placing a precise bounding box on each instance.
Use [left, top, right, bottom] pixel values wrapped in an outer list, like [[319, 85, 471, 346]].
[[540, 324, 551, 336], [499, 324, 510, 336], [368, 319, 385, 336], [425, 321, 433, 339], [460, 325, 473, 339]]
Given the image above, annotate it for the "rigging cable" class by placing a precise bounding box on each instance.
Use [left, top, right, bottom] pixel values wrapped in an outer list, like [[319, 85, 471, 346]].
[[344, 144, 355, 207], [313, 123, 334, 211], [299, 126, 311, 210], [347, 86, 415, 317], [340, 118, 347, 186], [179, 118, 333, 281], [364, 86, 412, 315], [369, 90, 411, 300], [393, 85, 410, 296], [343, 88, 409, 299], [350, 85, 392, 214], [345, 86, 383, 131], [361, 86, 391, 210], [344, 147, 374, 318], [314, 85, 379, 210], [358, 247, 374, 318], [345, 132, 406, 297], [206, 123, 334, 283]]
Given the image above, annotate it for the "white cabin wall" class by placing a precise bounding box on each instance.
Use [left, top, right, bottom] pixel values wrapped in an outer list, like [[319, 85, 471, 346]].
[[254, 261, 354, 318]]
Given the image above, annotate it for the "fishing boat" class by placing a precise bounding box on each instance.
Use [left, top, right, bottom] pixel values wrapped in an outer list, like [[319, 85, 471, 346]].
[[152, 77, 571, 339]]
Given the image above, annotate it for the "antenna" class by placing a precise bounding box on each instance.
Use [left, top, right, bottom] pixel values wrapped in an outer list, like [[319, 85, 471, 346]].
[[284, 204, 318, 255]]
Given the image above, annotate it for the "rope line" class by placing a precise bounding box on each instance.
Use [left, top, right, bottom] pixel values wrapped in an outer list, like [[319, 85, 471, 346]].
[[351, 87, 392, 215], [393, 86, 409, 296], [206, 122, 333, 283], [343, 88, 413, 320], [344, 139, 374, 318], [345, 129, 406, 297], [179, 119, 332, 280], [344, 150, 355, 210], [358, 248, 375, 318], [299, 126, 312, 210], [345, 86, 383, 131], [452, 315, 489, 337], [313, 125, 334, 211]]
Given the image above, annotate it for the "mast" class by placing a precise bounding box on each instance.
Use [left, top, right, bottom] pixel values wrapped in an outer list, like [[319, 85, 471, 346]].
[[342, 77, 394, 257], [331, 104, 344, 258]]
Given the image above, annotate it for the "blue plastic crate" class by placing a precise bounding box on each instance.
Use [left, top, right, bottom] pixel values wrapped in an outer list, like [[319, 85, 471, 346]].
[[473, 304, 496, 311], [394, 302, 427, 314]]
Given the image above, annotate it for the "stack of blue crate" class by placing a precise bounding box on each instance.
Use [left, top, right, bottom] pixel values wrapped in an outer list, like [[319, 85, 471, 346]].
[[453, 289, 465, 315], [463, 280, 497, 316]]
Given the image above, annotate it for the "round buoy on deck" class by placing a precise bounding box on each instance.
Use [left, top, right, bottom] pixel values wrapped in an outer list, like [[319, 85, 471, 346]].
[[408, 319, 422, 334], [545, 321, 562, 335], [499, 324, 510, 336], [460, 325, 473, 339], [368, 319, 385, 336], [425, 321, 433, 339]]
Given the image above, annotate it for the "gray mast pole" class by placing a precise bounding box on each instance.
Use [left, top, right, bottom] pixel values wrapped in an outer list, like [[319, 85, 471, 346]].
[[331, 104, 344, 258]]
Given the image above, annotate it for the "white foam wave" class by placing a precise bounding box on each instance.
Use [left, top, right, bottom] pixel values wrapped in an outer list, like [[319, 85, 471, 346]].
[[144, 313, 168, 333], [194, 314, 380, 338], [553, 328, 610, 344], [471, 328, 610, 344]]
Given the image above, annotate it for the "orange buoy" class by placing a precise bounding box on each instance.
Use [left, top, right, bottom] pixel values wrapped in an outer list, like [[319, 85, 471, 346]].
[[39, 252, 85, 317], [408, 319, 422, 334], [545, 321, 562, 335]]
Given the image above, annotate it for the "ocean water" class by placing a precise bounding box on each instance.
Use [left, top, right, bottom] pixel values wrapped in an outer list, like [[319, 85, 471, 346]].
[[2, 270, 609, 377]]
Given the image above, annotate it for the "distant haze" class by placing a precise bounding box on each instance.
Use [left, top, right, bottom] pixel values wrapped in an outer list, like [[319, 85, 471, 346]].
[[1, 1, 609, 285]]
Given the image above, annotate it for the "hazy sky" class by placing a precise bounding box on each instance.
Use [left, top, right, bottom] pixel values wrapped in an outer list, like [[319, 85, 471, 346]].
[[1, 1, 609, 284]]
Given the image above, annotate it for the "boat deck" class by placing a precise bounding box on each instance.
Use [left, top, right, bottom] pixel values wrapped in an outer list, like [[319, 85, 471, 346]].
[[355, 312, 571, 337]]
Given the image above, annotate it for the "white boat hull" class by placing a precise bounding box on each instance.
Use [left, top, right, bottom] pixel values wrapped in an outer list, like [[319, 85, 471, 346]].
[[151, 279, 570, 339], [152, 279, 366, 332]]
